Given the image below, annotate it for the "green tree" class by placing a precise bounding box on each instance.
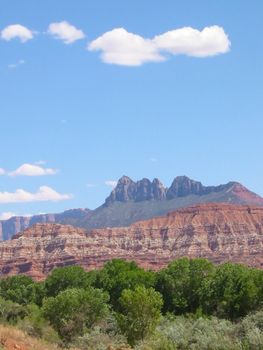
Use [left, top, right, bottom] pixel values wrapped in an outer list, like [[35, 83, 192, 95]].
[[94, 259, 155, 310], [42, 287, 109, 342], [117, 286, 163, 346], [208, 263, 259, 319], [44, 265, 93, 297], [0, 297, 27, 323], [156, 258, 215, 314], [0, 275, 37, 305]]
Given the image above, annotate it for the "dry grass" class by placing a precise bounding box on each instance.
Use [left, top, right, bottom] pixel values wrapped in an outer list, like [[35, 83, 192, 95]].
[[0, 325, 79, 350]]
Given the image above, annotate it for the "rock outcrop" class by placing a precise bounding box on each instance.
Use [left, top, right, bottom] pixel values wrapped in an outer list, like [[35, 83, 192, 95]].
[[0, 209, 91, 241], [105, 176, 167, 204], [0, 203, 262, 280], [1, 176, 263, 240]]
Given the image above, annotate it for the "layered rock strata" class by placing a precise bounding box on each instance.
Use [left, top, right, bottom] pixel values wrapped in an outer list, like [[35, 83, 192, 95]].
[[0, 203, 262, 279]]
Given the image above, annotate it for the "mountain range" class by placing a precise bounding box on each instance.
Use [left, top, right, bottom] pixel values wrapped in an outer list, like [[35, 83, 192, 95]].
[[0, 203, 262, 279], [1, 175, 263, 241]]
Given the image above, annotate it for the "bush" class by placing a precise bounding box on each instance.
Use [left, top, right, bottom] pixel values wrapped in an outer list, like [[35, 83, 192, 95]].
[[0, 297, 27, 323], [238, 310, 263, 349], [136, 315, 242, 350], [117, 286, 163, 346], [43, 287, 109, 342], [0, 275, 37, 305], [17, 303, 60, 344]]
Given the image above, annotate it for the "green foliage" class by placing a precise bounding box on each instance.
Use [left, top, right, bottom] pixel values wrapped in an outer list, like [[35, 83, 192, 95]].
[[44, 265, 93, 297], [0, 258, 263, 349], [156, 258, 215, 315], [0, 275, 37, 305], [136, 315, 242, 350], [207, 263, 259, 319], [117, 286, 163, 346], [0, 297, 27, 323], [42, 287, 109, 342], [17, 303, 59, 343], [94, 259, 156, 310]]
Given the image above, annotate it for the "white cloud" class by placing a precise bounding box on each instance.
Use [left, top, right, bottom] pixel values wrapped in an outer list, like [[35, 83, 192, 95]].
[[0, 212, 16, 220], [105, 180, 118, 188], [8, 59, 25, 69], [88, 28, 165, 66], [1, 24, 34, 43], [0, 168, 5, 175], [48, 21, 85, 44], [9, 163, 58, 177], [88, 26, 230, 66], [0, 186, 72, 203], [153, 25, 230, 57]]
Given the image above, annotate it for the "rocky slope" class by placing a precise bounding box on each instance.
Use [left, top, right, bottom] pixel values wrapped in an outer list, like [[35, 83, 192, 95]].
[[0, 208, 91, 241], [82, 176, 263, 228], [1, 176, 263, 240], [0, 203, 262, 279]]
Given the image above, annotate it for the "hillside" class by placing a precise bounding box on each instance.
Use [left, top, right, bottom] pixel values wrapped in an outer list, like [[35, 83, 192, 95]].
[[1, 176, 263, 241], [0, 203, 262, 279]]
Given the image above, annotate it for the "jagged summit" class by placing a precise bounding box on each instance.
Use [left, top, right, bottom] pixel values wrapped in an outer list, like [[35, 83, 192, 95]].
[[105, 175, 262, 205], [1, 175, 263, 240], [105, 175, 167, 204]]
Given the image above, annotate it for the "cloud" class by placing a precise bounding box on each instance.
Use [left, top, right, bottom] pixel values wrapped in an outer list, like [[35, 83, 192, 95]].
[[9, 163, 58, 177], [8, 59, 25, 69], [88, 26, 230, 66], [105, 180, 118, 188], [0, 186, 72, 203], [153, 26, 230, 57], [0, 168, 5, 175], [88, 28, 165, 66], [0, 212, 16, 220], [1, 24, 34, 42], [48, 21, 85, 44]]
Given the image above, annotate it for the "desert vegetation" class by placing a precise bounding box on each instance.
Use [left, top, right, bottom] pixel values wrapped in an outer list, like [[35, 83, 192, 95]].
[[0, 258, 263, 349]]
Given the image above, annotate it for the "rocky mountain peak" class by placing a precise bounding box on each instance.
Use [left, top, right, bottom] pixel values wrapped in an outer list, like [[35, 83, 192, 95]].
[[166, 176, 203, 198], [105, 175, 263, 206], [105, 176, 167, 204]]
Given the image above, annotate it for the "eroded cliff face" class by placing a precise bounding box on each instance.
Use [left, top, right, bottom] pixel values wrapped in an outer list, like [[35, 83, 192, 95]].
[[1, 176, 263, 241], [0, 203, 262, 280]]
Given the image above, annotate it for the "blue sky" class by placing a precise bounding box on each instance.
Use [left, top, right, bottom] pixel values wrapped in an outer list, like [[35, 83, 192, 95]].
[[0, 0, 263, 218]]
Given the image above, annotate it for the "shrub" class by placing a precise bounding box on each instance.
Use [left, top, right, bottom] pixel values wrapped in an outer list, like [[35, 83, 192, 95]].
[[137, 315, 242, 350], [0, 275, 37, 305], [43, 287, 109, 342], [0, 297, 27, 323], [117, 286, 163, 346]]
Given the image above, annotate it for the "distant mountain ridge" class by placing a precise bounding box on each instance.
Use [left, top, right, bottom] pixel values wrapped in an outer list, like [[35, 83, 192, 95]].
[[1, 175, 263, 240], [105, 175, 263, 203], [0, 209, 91, 241]]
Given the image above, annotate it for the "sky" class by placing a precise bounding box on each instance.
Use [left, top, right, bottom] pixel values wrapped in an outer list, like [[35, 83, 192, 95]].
[[0, 0, 263, 218]]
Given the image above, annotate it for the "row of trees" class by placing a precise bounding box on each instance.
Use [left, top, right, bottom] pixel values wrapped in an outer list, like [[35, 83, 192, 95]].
[[0, 258, 263, 346]]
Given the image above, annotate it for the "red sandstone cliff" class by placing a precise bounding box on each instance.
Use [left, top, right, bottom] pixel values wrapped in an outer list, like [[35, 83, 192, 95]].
[[0, 203, 262, 279]]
